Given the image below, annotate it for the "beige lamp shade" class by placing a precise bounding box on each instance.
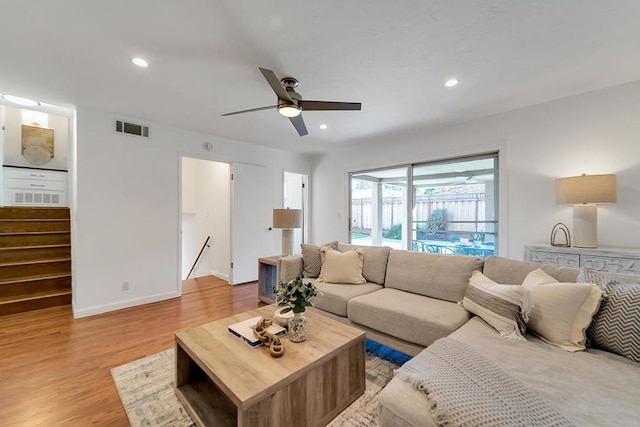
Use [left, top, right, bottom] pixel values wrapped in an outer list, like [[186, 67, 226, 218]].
[[273, 208, 302, 229], [556, 174, 617, 205], [555, 173, 616, 249]]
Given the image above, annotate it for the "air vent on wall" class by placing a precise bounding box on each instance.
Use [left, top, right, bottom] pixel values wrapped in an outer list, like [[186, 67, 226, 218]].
[[14, 192, 61, 205], [115, 120, 149, 138]]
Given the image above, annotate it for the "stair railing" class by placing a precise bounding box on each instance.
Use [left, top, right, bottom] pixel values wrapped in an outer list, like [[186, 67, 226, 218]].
[[186, 236, 211, 280]]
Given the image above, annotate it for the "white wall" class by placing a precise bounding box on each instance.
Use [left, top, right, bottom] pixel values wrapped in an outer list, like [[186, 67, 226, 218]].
[[181, 157, 231, 280], [312, 80, 640, 260], [73, 107, 311, 317]]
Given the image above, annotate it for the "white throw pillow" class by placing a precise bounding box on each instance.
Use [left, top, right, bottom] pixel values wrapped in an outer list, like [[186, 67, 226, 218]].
[[318, 247, 366, 284], [462, 271, 533, 340], [522, 268, 603, 352]]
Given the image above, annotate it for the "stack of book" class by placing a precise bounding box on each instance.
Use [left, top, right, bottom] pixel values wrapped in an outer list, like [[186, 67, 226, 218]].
[[228, 316, 286, 348]]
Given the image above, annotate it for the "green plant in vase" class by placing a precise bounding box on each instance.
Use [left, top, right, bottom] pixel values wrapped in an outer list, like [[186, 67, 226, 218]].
[[274, 275, 320, 342]]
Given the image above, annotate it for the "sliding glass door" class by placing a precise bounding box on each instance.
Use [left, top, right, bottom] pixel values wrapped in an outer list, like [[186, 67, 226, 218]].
[[412, 154, 498, 257], [349, 167, 408, 249], [349, 153, 498, 257]]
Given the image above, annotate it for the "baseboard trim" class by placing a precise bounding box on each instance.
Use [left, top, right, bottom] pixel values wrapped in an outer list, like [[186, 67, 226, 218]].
[[211, 270, 229, 282], [72, 290, 181, 319]]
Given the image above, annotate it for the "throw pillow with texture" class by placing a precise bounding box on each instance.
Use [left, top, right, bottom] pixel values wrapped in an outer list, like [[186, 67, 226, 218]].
[[587, 279, 640, 362], [318, 247, 366, 284], [523, 268, 603, 352], [301, 241, 338, 278], [462, 271, 533, 341], [576, 267, 610, 288]]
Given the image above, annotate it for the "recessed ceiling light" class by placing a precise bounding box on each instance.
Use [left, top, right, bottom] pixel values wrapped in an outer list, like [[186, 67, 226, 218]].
[[319, 124, 328, 130], [132, 57, 149, 68], [444, 79, 458, 88], [1, 94, 40, 107]]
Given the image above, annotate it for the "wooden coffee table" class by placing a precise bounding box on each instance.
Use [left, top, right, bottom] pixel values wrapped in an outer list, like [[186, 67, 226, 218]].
[[175, 305, 366, 427]]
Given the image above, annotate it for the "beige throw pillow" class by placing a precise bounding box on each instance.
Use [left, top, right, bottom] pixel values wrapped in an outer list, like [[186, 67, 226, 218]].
[[523, 268, 603, 352], [462, 271, 533, 340], [301, 241, 338, 278], [318, 247, 366, 284]]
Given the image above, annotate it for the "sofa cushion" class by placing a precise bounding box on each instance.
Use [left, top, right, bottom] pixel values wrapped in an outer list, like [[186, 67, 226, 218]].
[[587, 279, 640, 362], [384, 250, 483, 302], [482, 255, 578, 285], [448, 317, 640, 426], [378, 376, 431, 427], [310, 279, 382, 317], [462, 271, 533, 341], [522, 269, 602, 351], [301, 241, 338, 278], [338, 243, 391, 285], [347, 288, 471, 347], [318, 247, 366, 284]]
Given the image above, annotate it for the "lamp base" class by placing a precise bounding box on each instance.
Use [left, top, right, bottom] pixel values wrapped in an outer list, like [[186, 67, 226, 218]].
[[281, 229, 294, 256], [573, 204, 597, 248]]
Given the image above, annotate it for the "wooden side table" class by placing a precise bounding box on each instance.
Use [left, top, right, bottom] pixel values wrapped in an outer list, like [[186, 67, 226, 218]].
[[258, 256, 283, 303]]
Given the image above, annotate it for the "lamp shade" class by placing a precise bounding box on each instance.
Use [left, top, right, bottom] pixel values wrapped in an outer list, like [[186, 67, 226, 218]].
[[556, 174, 617, 205], [273, 208, 302, 229]]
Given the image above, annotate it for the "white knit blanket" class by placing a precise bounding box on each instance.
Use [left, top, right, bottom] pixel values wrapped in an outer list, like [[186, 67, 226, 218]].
[[395, 338, 575, 426]]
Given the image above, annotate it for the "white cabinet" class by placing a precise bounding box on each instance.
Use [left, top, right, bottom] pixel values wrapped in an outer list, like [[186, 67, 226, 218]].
[[2, 166, 68, 206], [524, 244, 640, 276]]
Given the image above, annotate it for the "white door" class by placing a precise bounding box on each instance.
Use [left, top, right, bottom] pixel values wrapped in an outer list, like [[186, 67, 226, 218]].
[[230, 163, 277, 284]]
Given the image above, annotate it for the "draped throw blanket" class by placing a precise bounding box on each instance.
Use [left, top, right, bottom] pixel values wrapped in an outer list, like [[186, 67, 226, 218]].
[[395, 338, 575, 426]]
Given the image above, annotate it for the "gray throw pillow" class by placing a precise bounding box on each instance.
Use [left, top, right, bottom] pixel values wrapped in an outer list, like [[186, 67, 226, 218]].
[[587, 280, 640, 363], [301, 241, 338, 278]]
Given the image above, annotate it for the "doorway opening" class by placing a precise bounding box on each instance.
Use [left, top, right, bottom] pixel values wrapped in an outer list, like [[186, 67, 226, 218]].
[[283, 171, 308, 254], [180, 156, 230, 293]]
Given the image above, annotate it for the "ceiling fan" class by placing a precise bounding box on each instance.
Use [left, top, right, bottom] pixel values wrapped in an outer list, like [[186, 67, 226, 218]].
[[221, 67, 362, 136]]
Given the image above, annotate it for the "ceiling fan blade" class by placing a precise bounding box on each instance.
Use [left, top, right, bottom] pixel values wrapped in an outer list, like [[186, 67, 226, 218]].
[[221, 105, 276, 116], [289, 115, 308, 136], [259, 67, 293, 102], [299, 100, 361, 111]]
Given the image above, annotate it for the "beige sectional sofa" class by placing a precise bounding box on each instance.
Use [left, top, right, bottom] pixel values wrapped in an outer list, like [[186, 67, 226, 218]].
[[277, 243, 640, 426]]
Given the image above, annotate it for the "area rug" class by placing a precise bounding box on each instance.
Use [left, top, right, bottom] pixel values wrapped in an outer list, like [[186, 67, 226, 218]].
[[111, 339, 410, 426]]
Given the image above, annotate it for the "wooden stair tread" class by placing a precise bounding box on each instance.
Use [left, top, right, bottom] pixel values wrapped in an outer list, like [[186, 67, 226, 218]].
[[0, 257, 71, 268], [0, 244, 71, 251], [0, 289, 72, 305], [0, 219, 69, 222], [0, 231, 70, 236], [0, 272, 72, 286]]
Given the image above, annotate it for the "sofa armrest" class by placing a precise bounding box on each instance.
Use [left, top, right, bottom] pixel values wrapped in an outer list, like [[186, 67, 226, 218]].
[[277, 255, 304, 283]]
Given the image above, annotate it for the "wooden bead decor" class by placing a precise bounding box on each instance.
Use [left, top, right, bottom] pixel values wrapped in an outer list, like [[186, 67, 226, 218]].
[[252, 317, 285, 358]]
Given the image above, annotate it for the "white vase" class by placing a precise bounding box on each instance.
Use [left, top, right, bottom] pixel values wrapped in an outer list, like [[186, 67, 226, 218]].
[[274, 306, 294, 328], [288, 312, 307, 343]]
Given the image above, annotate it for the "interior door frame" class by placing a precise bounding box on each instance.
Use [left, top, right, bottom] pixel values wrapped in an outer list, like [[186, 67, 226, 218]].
[[283, 169, 309, 248], [177, 151, 231, 293]]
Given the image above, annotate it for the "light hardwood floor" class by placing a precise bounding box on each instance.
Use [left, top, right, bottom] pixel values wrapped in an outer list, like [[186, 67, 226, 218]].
[[0, 276, 264, 426]]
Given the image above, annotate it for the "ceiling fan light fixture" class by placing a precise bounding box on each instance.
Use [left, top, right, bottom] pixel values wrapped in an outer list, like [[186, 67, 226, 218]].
[[278, 104, 301, 117]]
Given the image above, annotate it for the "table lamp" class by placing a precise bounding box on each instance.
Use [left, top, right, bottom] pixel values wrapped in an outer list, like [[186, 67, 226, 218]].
[[273, 208, 302, 255], [556, 173, 616, 248]]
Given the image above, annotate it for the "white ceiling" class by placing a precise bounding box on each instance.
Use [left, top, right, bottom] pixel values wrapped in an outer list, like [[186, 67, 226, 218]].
[[1, 1, 639, 155]]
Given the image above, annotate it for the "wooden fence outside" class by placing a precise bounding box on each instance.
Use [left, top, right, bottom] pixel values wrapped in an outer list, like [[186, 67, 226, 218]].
[[352, 193, 486, 234]]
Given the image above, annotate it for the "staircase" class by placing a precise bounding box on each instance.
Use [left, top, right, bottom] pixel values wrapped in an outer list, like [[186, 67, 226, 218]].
[[0, 207, 71, 316]]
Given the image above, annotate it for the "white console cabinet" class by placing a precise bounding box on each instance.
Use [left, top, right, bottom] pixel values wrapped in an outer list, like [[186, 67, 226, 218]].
[[2, 166, 68, 207], [524, 244, 640, 276]]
